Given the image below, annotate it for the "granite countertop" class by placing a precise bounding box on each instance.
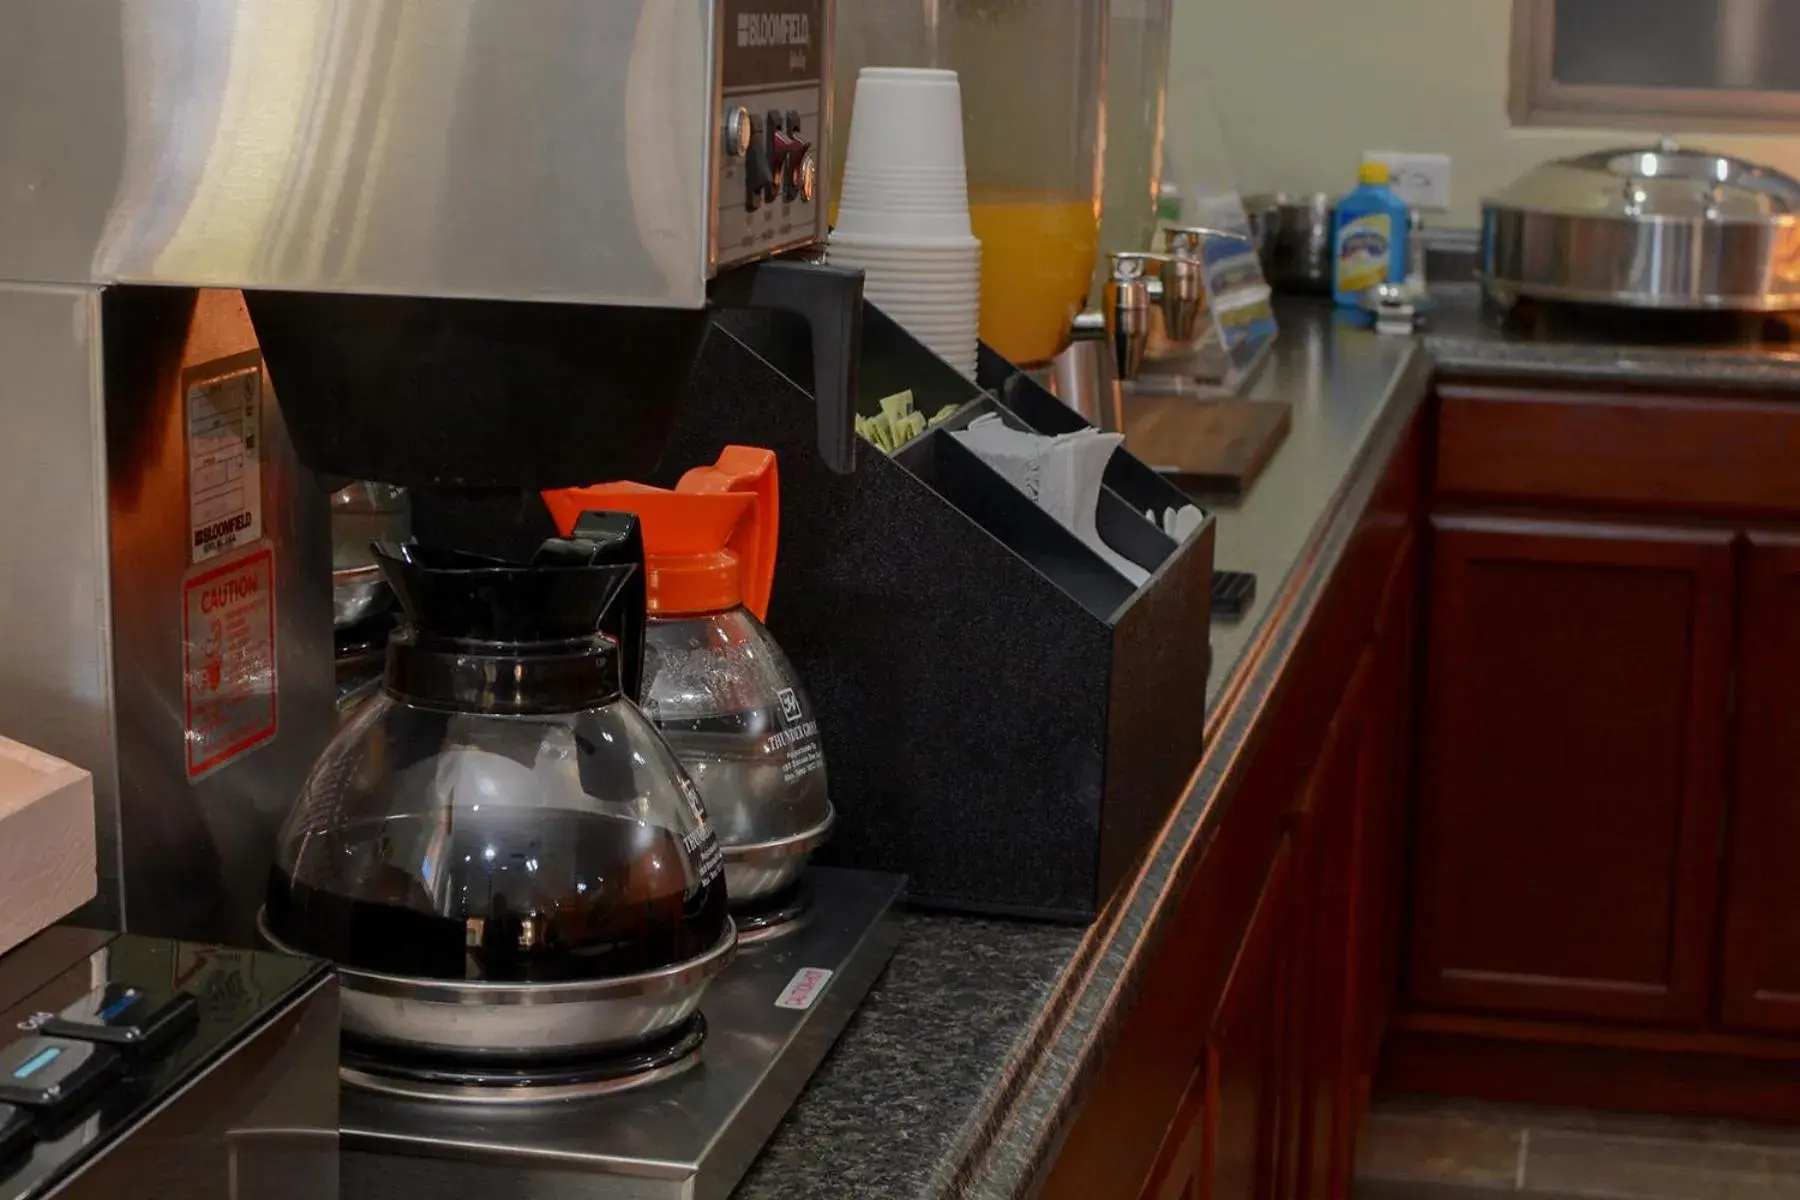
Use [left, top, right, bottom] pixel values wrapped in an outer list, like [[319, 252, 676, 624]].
[[737, 293, 1800, 1200], [1424, 281, 1800, 391]]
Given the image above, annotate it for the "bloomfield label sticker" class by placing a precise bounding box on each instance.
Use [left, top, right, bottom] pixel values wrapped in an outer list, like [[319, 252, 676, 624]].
[[182, 544, 278, 779], [185, 353, 264, 565]]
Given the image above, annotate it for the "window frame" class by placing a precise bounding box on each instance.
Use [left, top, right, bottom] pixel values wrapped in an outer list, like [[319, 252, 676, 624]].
[[1510, 0, 1800, 131]]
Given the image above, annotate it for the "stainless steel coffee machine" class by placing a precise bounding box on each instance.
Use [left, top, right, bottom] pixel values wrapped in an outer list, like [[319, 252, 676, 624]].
[[1, 5, 900, 1197], [0, 0, 851, 947]]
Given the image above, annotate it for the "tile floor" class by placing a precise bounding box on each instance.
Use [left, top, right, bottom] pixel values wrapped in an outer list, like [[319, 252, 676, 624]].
[[1356, 1098, 1800, 1200]]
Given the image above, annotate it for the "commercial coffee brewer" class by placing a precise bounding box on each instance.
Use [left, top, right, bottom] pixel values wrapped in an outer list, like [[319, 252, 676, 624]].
[[0, 0, 855, 942], [0, 3, 902, 1197]]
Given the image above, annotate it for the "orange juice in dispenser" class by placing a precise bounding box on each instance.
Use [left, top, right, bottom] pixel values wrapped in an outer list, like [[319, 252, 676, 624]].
[[833, 0, 1108, 365]]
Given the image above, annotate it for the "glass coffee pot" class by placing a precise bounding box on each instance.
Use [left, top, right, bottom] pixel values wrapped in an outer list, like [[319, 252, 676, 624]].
[[545, 447, 833, 911], [262, 515, 732, 1059]]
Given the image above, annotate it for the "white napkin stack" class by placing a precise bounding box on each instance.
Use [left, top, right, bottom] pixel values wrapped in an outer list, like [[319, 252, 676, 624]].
[[952, 415, 1208, 588]]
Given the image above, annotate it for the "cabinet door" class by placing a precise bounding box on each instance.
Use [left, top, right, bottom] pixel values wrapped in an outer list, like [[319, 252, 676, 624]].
[[1718, 533, 1800, 1034], [1143, 1064, 1209, 1200], [1292, 650, 1375, 1200], [1142, 841, 1293, 1200], [1409, 516, 1733, 1024], [1207, 839, 1293, 1200], [1292, 537, 1419, 1200], [1348, 532, 1420, 1137]]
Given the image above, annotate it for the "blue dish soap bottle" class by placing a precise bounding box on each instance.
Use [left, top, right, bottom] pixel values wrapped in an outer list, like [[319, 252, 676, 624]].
[[1331, 161, 1410, 309]]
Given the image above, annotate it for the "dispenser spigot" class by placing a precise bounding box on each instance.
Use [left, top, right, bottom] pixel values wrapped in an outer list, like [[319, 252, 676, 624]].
[[1103, 252, 1160, 382], [1157, 227, 1220, 345], [1162, 224, 1254, 255]]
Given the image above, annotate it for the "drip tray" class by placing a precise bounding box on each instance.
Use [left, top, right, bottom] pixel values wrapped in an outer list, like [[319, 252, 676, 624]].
[[340, 867, 905, 1200]]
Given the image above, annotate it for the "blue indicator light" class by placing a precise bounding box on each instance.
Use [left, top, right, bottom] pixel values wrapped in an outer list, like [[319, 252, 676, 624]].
[[96, 991, 139, 1022], [13, 1046, 62, 1080]]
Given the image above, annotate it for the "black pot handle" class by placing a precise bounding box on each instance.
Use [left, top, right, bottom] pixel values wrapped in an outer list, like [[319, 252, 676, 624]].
[[536, 512, 648, 705], [710, 259, 864, 473]]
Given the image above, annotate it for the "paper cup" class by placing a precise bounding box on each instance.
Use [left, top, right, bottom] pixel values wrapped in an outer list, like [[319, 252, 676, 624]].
[[843, 68, 968, 177], [834, 67, 971, 239]]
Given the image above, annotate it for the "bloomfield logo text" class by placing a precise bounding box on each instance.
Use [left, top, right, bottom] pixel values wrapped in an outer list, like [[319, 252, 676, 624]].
[[737, 12, 810, 47], [194, 511, 254, 551]]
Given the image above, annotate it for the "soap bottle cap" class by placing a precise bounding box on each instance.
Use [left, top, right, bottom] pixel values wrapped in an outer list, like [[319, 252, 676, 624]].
[[1358, 161, 1391, 186]]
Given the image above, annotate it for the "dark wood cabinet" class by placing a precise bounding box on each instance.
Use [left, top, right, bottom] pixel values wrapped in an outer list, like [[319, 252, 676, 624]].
[[1034, 373, 1800, 1179], [1041, 414, 1423, 1200], [1033, 377, 1800, 1141], [1291, 652, 1373, 1200], [1409, 515, 1734, 1025], [1142, 1062, 1209, 1200], [1145, 842, 1295, 1200], [1289, 533, 1419, 1200], [1718, 532, 1800, 1035], [1348, 532, 1419, 1142], [1209, 841, 1295, 1200], [1389, 383, 1800, 1125], [1435, 384, 1800, 518]]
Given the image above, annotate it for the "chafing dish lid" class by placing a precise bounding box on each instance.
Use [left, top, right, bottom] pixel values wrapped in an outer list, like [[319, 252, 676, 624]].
[[1485, 138, 1800, 221]]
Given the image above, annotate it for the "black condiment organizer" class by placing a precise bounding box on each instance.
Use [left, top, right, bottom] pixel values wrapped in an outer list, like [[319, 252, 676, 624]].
[[658, 303, 1215, 922]]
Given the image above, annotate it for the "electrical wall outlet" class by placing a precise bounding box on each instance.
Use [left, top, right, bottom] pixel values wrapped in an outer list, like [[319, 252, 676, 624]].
[[1364, 151, 1452, 212]]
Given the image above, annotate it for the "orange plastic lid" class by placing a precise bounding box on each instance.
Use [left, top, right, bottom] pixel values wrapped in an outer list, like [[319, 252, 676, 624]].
[[542, 446, 779, 618]]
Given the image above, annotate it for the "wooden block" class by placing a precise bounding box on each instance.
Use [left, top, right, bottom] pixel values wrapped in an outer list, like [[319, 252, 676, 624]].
[[1121, 395, 1293, 497], [0, 737, 96, 956]]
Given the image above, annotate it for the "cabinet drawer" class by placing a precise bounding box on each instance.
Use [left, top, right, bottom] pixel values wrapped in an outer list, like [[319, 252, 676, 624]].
[[1436, 384, 1800, 517]]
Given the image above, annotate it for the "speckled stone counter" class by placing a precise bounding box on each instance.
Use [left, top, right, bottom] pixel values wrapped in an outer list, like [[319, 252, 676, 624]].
[[734, 914, 1083, 1199], [736, 293, 1800, 1200], [738, 302, 1428, 1199], [1424, 281, 1800, 391]]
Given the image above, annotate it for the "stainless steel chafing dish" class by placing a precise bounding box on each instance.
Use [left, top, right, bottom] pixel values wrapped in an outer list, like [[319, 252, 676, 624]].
[[1480, 138, 1800, 311]]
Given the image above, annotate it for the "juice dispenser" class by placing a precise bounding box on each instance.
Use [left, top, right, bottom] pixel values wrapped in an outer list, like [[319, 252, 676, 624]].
[[1092, 0, 1176, 307], [834, 0, 1108, 366]]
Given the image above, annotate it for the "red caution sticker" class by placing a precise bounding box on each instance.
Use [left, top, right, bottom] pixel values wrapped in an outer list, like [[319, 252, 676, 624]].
[[182, 544, 278, 779]]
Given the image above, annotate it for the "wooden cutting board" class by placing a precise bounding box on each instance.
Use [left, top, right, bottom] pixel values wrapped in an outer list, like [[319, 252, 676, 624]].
[[1120, 394, 1293, 497]]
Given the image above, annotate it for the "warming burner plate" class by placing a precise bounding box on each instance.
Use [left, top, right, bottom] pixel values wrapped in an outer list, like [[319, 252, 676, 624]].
[[339, 1014, 707, 1104], [340, 868, 905, 1200], [733, 881, 813, 943]]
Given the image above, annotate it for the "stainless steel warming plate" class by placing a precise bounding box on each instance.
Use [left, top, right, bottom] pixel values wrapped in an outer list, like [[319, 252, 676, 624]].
[[339, 869, 904, 1200]]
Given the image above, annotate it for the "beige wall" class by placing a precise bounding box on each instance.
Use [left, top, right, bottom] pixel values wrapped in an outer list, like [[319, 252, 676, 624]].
[[1167, 0, 1800, 225]]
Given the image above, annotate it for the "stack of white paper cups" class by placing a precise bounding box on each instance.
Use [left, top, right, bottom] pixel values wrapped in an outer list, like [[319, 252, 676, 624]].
[[826, 68, 981, 379]]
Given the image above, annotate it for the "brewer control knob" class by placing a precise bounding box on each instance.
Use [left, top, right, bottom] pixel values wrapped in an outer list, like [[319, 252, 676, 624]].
[[723, 106, 753, 158], [779, 112, 813, 202], [768, 109, 804, 200], [758, 110, 784, 204], [793, 150, 818, 204], [744, 113, 775, 211]]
